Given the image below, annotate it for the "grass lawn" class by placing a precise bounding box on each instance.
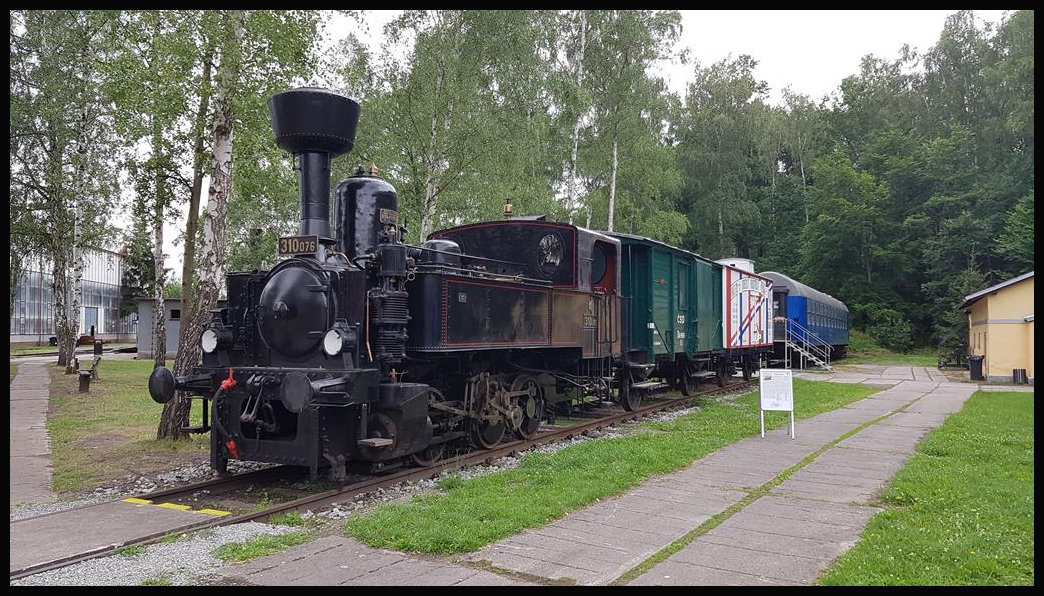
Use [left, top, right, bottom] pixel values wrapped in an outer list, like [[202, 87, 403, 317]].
[[819, 390, 1034, 586], [212, 531, 315, 562], [47, 360, 208, 492], [343, 379, 878, 554], [10, 345, 60, 356], [841, 330, 940, 367]]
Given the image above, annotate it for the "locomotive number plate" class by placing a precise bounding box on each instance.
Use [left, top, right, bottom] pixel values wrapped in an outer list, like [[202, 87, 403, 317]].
[[278, 234, 319, 255]]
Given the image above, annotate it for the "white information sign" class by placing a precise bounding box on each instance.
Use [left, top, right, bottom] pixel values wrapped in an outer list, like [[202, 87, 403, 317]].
[[759, 368, 794, 439]]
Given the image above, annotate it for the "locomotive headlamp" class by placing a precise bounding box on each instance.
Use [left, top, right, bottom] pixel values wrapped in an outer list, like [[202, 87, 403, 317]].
[[201, 329, 219, 353], [323, 329, 344, 356], [200, 326, 232, 354]]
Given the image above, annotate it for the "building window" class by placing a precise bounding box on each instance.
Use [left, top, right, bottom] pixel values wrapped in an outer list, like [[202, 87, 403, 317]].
[[170, 309, 181, 321]]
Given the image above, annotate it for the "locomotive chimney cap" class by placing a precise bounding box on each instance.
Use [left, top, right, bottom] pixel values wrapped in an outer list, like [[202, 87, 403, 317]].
[[269, 87, 360, 156]]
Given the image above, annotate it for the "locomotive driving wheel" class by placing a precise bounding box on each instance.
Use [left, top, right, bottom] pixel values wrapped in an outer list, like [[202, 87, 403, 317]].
[[510, 374, 544, 439], [411, 441, 445, 467], [469, 379, 506, 449], [470, 417, 506, 449], [411, 388, 448, 467]]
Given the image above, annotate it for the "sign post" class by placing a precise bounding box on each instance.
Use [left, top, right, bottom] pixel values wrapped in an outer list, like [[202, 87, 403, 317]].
[[759, 368, 794, 439]]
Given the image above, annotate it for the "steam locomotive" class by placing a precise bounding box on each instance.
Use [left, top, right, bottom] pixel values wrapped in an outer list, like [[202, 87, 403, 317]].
[[148, 87, 774, 480]]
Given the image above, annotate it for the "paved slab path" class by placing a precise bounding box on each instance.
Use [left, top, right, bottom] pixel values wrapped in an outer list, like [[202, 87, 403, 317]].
[[217, 376, 984, 586], [10, 361, 55, 504]]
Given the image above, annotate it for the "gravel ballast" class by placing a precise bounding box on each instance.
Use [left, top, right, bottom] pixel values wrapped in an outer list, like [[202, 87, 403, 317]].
[[11, 522, 300, 586]]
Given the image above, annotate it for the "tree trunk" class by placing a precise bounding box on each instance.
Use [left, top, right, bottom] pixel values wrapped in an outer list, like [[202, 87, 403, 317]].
[[179, 42, 214, 321], [150, 14, 168, 368], [567, 10, 587, 217], [52, 255, 72, 368], [67, 196, 83, 374], [607, 136, 618, 232], [152, 151, 167, 368], [65, 105, 89, 374], [718, 203, 725, 243], [419, 76, 442, 241], [161, 9, 244, 440], [799, 156, 808, 223]]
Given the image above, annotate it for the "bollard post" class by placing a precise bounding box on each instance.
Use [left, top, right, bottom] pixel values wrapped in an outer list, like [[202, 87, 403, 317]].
[[78, 370, 91, 393]]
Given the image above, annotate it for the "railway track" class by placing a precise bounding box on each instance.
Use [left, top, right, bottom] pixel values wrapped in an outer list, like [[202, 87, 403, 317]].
[[10, 379, 754, 581]]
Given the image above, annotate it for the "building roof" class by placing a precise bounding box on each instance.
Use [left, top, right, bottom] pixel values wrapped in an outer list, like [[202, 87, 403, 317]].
[[959, 271, 1034, 310]]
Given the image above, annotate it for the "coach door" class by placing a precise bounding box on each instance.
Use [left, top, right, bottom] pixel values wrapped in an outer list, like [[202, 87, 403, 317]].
[[676, 262, 695, 354], [772, 290, 788, 340]]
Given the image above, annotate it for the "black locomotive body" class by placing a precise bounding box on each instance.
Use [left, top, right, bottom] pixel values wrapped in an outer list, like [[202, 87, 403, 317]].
[[403, 221, 622, 452], [148, 88, 625, 478]]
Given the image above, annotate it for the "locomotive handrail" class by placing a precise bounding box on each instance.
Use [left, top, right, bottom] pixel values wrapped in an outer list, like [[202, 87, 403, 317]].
[[411, 262, 554, 286], [415, 244, 528, 268]]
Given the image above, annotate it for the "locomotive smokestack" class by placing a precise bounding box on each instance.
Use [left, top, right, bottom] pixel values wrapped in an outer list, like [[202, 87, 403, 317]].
[[268, 88, 360, 239]]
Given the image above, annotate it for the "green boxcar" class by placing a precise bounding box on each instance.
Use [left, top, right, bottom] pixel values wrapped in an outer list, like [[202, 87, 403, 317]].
[[613, 233, 723, 365]]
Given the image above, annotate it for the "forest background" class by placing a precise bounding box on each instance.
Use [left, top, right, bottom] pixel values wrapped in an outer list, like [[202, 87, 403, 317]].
[[11, 9, 1034, 367]]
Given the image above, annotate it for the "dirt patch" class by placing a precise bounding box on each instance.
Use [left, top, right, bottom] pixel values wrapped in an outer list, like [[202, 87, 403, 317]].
[[77, 431, 133, 449]]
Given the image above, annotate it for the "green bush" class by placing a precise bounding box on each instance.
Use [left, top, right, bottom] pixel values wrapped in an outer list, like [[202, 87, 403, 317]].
[[867, 308, 913, 353]]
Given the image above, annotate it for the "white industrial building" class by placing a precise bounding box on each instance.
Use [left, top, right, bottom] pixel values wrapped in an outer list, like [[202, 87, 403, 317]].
[[9, 248, 136, 345]]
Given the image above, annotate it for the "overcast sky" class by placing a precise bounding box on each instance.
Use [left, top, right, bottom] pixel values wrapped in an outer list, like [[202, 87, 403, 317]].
[[660, 10, 1011, 104], [346, 10, 1012, 104], [160, 9, 1013, 278]]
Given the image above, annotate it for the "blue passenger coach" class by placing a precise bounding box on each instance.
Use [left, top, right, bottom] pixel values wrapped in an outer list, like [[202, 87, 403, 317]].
[[760, 271, 849, 359]]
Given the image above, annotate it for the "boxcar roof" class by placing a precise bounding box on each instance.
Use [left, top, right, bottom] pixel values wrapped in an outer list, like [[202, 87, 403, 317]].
[[603, 232, 718, 267], [759, 271, 848, 312]]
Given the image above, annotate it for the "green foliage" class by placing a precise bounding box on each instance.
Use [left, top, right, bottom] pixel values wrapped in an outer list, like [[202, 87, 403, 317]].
[[820, 391, 1034, 585], [344, 379, 875, 554], [119, 226, 157, 317], [162, 281, 182, 299], [844, 330, 939, 366], [269, 511, 307, 526], [996, 191, 1034, 272], [115, 545, 147, 557], [866, 308, 914, 353], [10, 9, 1033, 356], [212, 531, 314, 562], [140, 575, 173, 586]]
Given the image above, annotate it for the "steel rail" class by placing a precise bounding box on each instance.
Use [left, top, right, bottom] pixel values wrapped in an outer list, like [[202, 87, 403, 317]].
[[10, 379, 754, 581]]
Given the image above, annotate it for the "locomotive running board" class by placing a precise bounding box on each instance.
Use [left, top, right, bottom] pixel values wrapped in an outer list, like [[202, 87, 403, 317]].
[[357, 437, 394, 448]]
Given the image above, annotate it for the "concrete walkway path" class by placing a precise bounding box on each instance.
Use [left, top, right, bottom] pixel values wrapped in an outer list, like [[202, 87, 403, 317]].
[[10, 361, 55, 504], [217, 376, 985, 586]]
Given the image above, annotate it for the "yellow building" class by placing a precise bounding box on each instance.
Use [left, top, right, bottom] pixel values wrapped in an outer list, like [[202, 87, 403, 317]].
[[960, 271, 1034, 384]]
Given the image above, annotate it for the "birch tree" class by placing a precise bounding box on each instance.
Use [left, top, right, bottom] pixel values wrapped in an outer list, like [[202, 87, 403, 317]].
[[10, 10, 118, 367], [159, 9, 245, 439], [160, 9, 322, 439], [106, 10, 198, 368], [582, 10, 680, 232]]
